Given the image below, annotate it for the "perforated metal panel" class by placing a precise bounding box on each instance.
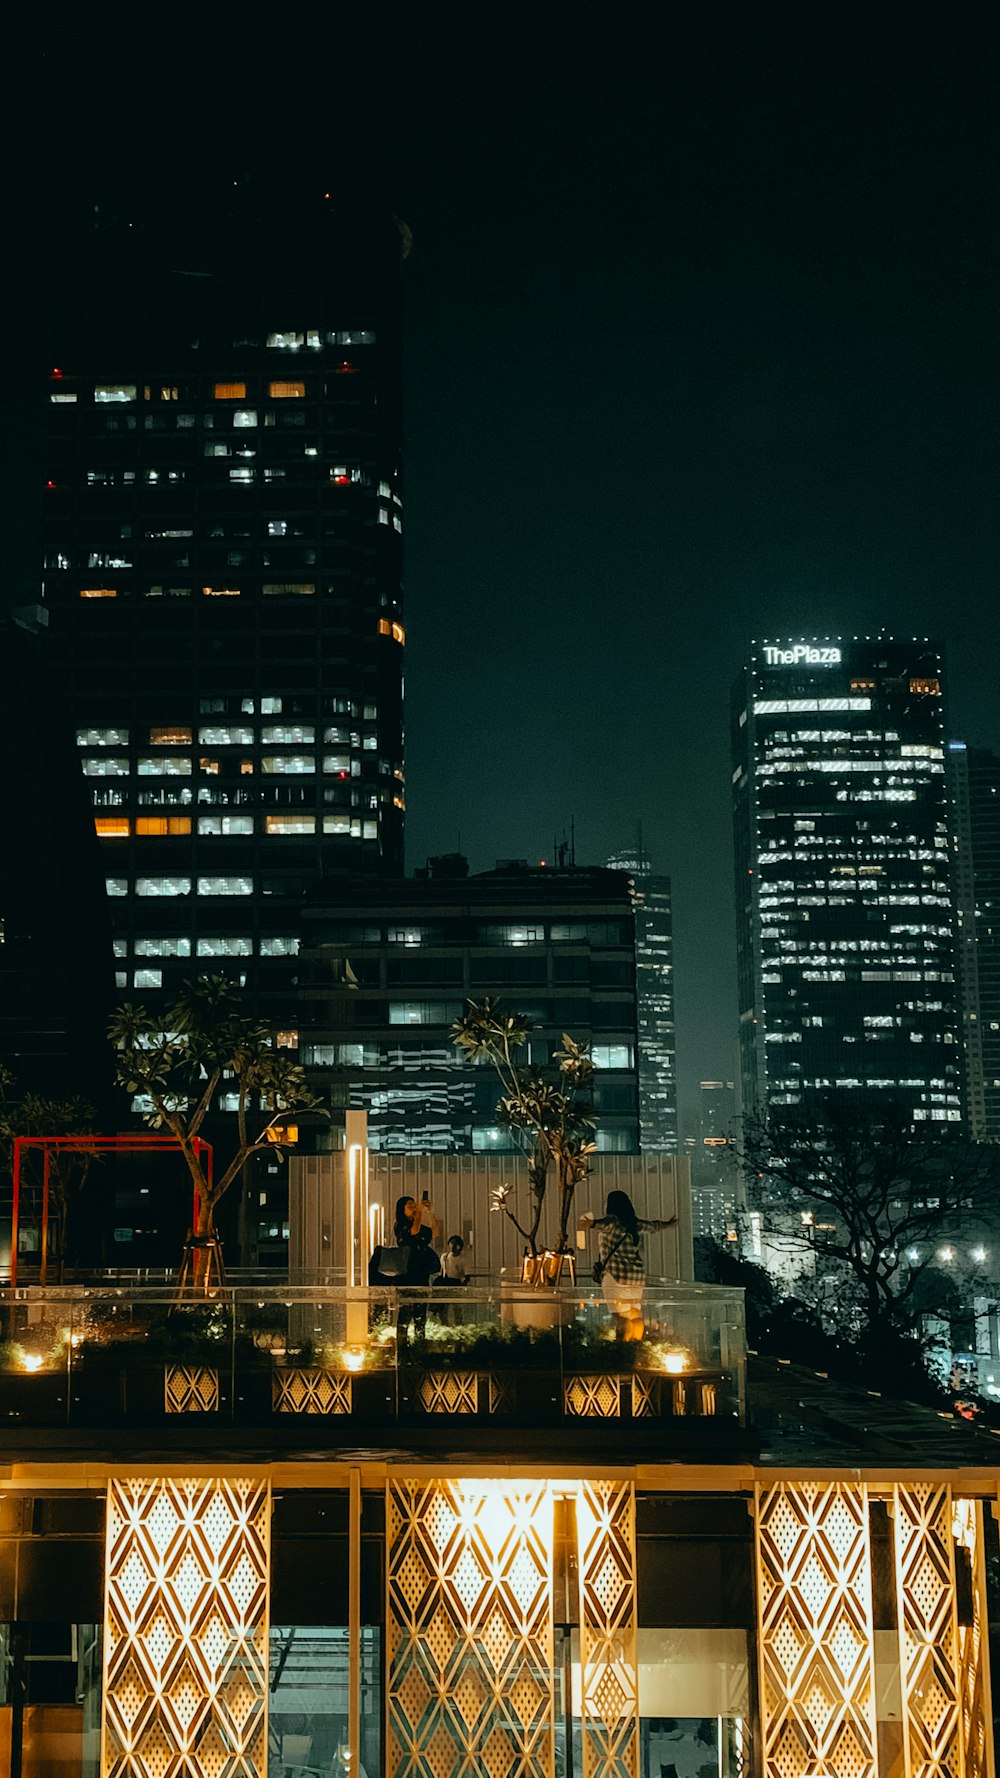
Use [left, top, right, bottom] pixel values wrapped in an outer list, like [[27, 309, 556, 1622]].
[[102, 1476, 269, 1777], [894, 1482, 962, 1778], [386, 1478, 554, 1778], [577, 1479, 639, 1778], [755, 1480, 878, 1778]]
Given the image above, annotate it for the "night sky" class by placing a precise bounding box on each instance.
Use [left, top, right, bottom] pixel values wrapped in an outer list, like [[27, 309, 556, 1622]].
[[15, 11, 1000, 1128]]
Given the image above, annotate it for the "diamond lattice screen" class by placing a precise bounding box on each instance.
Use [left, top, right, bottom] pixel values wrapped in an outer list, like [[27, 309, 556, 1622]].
[[103, 1476, 270, 1778], [952, 1497, 992, 1778], [386, 1478, 554, 1778], [755, 1480, 878, 1778], [893, 1482, 962, 1778], [576, 1479, 638, 1778]]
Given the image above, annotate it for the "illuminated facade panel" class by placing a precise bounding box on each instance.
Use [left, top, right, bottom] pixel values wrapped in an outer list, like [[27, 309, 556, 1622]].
[[577, 1479, 639, 1778], [893, 1482, 962, 1778], [102, 1475, 270, 1777], [754, 1480, 878, 1778], [732, 638, 962, 1124], [386, 1478, 555, 1778]]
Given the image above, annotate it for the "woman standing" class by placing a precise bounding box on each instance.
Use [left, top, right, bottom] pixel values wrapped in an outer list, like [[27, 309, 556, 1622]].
[[387, 1196, 440, 1344], [579, 1189, 677, 1341]]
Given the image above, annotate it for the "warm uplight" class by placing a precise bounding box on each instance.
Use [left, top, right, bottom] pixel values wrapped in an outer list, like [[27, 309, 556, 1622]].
[[21, 1353, 43, 1373], [342, 1347, 365, 1373], [661, 1351, 688, 1375]]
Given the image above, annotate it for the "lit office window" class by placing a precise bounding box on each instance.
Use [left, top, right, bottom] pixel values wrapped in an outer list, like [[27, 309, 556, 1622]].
[[138, 757, 192, 776], [262, 582, 316, 596], [95, 384, 136, 403], [197, 877, 253, 896], [266, 815, 316, 834], [261, 756, 315, 774], [260, 937, 299, 956], [136, 878, 191, 896], [198, 727, 254, 746], [269, 381, 306, 399], [134, 969, 162, 989], [197, 815, 254, 835], [149, 727, 192, 745], [135, 938, 192, 958], [233, 410, 258, 428], [261, 726, 315, 745], [197, 937, 253, 957], [82, 756, 129, 776], [214, 382, 247, 400], [135, 817, 192, 836], [95, 817, 130, 838]]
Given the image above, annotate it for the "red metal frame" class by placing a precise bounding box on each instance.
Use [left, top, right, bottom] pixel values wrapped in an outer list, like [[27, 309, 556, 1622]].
[[8, 1134, 213, 1288]]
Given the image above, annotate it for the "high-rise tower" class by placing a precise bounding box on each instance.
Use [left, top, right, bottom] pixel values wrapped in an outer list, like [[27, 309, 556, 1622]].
[[732, 637, 961, 1126], [949, 741, 1000, 1140], [606, 848, 677, 1149], [42, 199, 406, 1024]]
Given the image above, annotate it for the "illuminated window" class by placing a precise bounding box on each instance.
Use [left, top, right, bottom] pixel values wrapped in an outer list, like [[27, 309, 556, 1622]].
[[214, 382, 247, 400], [276, 1030, 299, 1049], [199, 757, 220, 775], [262, 582, 316, 596], [266, 814, 316, 834], [197, 815, 254, 835], [266, 331, 305, 349], [50, 392, 77, 403], [134, 968, 162, 988], [197, 876, 253, 895], [261, 726, 314, 745], [105, 878, 128, 896], [323, 755, 351, 774], [260, 936, 299, 956], [149, 726, 192, 745], [197, 936, 252, 956], [82, 756, 129, 776], [79, 587, 117, 599], [135, 816, 192, 835], [233, 409, 257, 428], [135, 937, 191, 958], [138, 757, 191, 776], [136, 877, 190, 896], [95, 817, 130, 838], [377, 618, 405, 642], [198, 726, 253, 746], [95, 384, 136, 403], [389, 1002, 463, 1025], [909, 677, 941, 695], [323, 814, 351, 833], [77, 727, 128, 746], [850, 678, 875, 690], [202, 585, 241, 597], [269, 381, 306, 398], [261, 755, 315, 774]]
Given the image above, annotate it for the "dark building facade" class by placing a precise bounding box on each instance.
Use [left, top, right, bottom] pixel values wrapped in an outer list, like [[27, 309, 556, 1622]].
[[689, 1078, 740, 1240], [950, 742, 1000, 1141], [606, 849, 677, 1150], [296, 860, 641, 1157], [732, 637, 961, 1125], [42, 200, 406, 1034]]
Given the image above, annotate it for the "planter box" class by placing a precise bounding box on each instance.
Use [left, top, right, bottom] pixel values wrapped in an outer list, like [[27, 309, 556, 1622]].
[[401, 1369, 520, 1418], [164, 1364, 220, 1414], [273, 1368, 353, 1416]]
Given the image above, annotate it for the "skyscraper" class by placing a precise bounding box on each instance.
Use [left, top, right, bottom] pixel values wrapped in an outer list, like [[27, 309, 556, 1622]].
[[732, 637, 961, 1126], [949, 742, 1000, 1140], [606, 849, 677, 1149], [42, 199, 406, 1026]]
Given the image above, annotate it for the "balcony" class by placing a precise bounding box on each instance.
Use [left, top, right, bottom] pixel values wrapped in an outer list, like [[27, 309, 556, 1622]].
[[0, 1281, 746, 1451]]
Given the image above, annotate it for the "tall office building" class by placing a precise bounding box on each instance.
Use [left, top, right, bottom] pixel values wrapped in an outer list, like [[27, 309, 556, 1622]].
[[42, 199, 406, 1026], [689, 1078, 740, 1239], [732, 637, 961, 1125], [298, 860, 641, 1159], [606, 849, 677, 1149], [949, 742, 1000, 1140]]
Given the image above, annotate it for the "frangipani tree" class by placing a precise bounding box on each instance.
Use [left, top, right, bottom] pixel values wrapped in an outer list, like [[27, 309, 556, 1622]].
[[109, 976, 322, 1282], [451, 998, 596, 1255]]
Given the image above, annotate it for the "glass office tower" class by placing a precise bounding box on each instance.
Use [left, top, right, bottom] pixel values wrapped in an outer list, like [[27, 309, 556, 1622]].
[[732, 637, 961, 1125], [42, 198, 406, 1026], [606, 849, 677, 1149], [949, 741, 1000, 1140]]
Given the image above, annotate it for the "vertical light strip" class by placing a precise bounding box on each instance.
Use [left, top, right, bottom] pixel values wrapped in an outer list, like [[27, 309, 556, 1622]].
[[952, 1498, 995, 1778], [102, 1475, 269, 1777], [893, 1482, 962, 1778], [349, 1466, 361, 1778], [754, 1480, 878, 1778], [386, 1478, 554, 1778], [576, 1479, 639, 1778]]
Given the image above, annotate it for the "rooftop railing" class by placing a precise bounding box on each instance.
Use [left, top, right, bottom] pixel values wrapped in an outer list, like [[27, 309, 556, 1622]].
[[0, 1281, 746, 1430]]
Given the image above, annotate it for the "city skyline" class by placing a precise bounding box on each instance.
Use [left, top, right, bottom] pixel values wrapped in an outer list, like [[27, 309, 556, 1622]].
[[9, 17, 1000, 1124]]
